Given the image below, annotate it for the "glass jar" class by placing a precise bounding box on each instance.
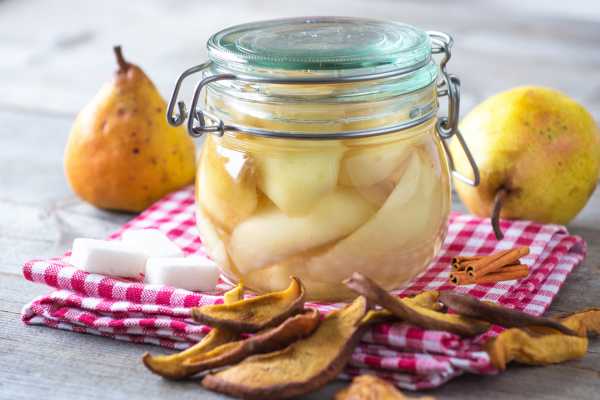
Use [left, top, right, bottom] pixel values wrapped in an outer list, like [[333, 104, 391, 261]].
[[167, 17, 479, 300]]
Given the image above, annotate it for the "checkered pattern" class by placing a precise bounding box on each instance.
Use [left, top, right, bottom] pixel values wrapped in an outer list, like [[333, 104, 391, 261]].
[[21, 186, 586, 390]]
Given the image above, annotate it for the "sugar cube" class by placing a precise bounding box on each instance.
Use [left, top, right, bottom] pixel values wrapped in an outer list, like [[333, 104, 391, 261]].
[[144, 256, 219, 291], [70, 238, 147, 278], [121, 229, 183, 258]]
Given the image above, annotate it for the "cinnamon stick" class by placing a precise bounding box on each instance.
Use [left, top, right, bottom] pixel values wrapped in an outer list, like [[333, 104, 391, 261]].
[[465, 247, 529, 279], [449, 271, 470, 285], [450, 264, 529, 286], [474, 266, 529, 284], [465, 261, 523, 277], [451, 256, 482, 271]]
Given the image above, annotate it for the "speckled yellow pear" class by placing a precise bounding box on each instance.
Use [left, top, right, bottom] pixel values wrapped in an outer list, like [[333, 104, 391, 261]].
[[197, 135, 258, 231], [450, 86, 600, 237], [228, 188, 375, 274], [64, 46, 196, 212]]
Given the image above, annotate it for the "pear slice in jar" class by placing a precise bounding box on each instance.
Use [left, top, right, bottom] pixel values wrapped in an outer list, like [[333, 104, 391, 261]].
[[243, 263, 294, 293], [253, 140, 345, 216], [241, 256, 356, 301], [353, 157, 412, 206], [197, 135, 258, 232], [306, 151, 440, 286], [338, 137, 414, 188], [195, 201, 239, 281], [228, 188, 375, 275]]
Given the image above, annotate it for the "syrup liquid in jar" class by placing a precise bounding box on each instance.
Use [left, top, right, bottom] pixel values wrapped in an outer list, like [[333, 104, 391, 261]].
[[193, 17, 452, 300]]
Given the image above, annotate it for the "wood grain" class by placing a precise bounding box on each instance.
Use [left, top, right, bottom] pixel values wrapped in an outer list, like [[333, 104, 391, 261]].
[[1, 0, 599, 398]]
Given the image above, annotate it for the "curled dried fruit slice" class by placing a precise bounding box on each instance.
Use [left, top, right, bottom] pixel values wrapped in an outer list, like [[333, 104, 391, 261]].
[[361, 291, 442, 325], [485, 328, 587, 370], [344, 273, 489, 337], [202, 296, 369, 400], [335, 375, 435, 400], [142, 284, 244, 380], [485, 308, 600, 369], [182, 309, 319, 375], [222, 283, 245, 304], [143, 327, 239, 380], [438, 292, 576, 336], [405, 290, 442, 311], [361, 309, 393, 325], [558, 308, 600, 337], [192, 277, 305, 332]]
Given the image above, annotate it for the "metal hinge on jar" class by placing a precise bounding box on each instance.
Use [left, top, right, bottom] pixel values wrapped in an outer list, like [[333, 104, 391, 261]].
[[429, 31, 480, 186], [166, 31, 479, 186]]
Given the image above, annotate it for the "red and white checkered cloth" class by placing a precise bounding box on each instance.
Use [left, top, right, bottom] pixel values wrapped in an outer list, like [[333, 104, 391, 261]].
[[21, 186, 586, 390]]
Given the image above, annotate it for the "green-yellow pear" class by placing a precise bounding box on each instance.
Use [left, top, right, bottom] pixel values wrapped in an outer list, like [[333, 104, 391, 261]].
[[451, 86, 600, 237], [64, 46, 196, 212]]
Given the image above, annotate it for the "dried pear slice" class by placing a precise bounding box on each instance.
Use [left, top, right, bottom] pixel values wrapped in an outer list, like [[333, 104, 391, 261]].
[[558, 308, 600, 337], [142, 284, 244, 380], [438, 292, 576, 336], [192, 277, 305, 332], [142, 327, 239, 380], [202, 296, 369, 400], [405, 290, 442, 311], [344, 273, 489, 337], [361, 309, 394, 325], [485, 328, 588, 370], [222, 283, 245, 304], [361, 291, 442, 325], [335, 375, 435, 400], [181, 309, 319, 375], [485, 308, 600, 370]]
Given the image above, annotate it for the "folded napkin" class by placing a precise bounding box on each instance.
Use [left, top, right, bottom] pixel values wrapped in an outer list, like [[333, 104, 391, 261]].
[[21, 186, 586, 390]]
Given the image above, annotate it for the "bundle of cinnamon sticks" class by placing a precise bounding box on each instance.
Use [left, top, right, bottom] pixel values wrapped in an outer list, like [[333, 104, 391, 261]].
[[449, 246, 530, 285]]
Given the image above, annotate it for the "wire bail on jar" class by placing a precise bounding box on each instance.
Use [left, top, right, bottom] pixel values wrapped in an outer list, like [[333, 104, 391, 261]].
[[166, 31, 479, 186], [429, 31, 480, 186]]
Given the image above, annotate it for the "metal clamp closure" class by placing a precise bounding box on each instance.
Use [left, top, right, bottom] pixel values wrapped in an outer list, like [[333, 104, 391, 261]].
[[429, 31, 480, 186], [166, 30, 479, 185]]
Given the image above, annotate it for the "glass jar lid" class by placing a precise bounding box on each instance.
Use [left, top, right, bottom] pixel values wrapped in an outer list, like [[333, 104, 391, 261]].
[[207, 16, 434, 79]]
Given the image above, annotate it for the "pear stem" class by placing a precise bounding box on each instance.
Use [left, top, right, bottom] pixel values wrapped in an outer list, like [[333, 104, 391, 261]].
[[491, 188, 507, 240], [113, 45, 129, 72]]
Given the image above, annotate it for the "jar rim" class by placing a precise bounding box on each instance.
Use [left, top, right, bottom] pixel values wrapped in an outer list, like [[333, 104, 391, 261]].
[[207, 17, 434, 81]]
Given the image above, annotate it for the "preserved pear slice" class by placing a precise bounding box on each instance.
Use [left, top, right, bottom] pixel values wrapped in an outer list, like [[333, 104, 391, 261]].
[[254, 142, 344, 216], [229, 188, 375, 274], [197, 135, 258, 231], [339, 138, 413, 187], [306, 152, 436, 285], [195, 202, 236, 279]]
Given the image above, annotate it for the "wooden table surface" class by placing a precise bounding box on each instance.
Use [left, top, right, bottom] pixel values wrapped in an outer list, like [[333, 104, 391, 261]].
[[1, 0, 599, 398]]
